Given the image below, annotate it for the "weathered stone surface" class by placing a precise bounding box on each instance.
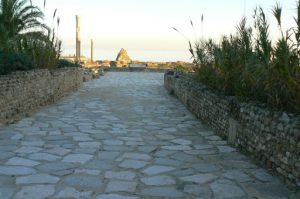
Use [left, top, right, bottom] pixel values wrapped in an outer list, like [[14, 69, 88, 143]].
[[6, 157, 40, 167], [250, 169, 274, 182], [15, 185, 55, 199], [116, 152, 151, 161], [0, 166, 36, 175], [36, 162, 75, 173], [79, 142, 101, 148], [63, 175, 103, 190], [46, 147, 71, 156], [171, 138, 192, 145], [180, 173, 218, 184], [210, 181, 246, 198], [217, 145, 236, 153], [161, 145, 192, 151], [141, 175, 175, 185], [16, 174, 59, 184], [54, 187, 92, 199], [143, 165, 175, 175], [183, 185, 212, 197], [105, 171, 136, 180], [119, 160, 148, 169], [141, 187, 184, 197], [62, 154, 93, 164], [28, 153, 60, 161], [106, 181, 137, 193], [14, 146, 42, 154], [0, 188, 15, 199], [96, 194, 138, 199], [222, 170, 252, 182]]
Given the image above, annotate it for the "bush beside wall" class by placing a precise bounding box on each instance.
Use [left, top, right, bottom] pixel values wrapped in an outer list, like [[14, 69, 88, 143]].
[[164, 72, 300, 188]]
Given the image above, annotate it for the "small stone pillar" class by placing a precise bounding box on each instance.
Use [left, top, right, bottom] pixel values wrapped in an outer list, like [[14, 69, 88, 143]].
[[76, 15, 81, 62], [91, 39, 94, 62]]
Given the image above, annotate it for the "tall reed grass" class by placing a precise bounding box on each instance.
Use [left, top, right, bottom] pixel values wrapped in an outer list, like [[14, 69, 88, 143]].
[[184, 2, 300, 114]]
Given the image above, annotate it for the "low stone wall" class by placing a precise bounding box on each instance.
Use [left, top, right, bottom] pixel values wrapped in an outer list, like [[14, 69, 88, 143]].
[[103, 67, 167, 73], [0, 68, 93, 125], [164, 72, 300, 188]]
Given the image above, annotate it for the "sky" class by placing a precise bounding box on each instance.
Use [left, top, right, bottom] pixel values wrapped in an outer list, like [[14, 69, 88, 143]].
[[33, 0, 296, 62]]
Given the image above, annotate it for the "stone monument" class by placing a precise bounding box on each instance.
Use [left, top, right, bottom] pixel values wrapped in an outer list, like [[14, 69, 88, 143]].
[[115, 48, 131, 67]]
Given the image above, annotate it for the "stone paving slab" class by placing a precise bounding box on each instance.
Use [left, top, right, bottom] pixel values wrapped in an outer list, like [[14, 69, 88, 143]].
[[0, 72, 299, 199]]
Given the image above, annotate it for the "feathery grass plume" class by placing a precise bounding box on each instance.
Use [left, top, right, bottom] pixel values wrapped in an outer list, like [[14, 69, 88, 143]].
[[272, 2, 284, 38], [187, 2, 300, 113], [294, 0, 300, 62], [201, 14, 204, 39], [53, 8, 57, 19], [253, 7, 272, 68], [172, 27, 189, 41], [44, 0, 46, 8]]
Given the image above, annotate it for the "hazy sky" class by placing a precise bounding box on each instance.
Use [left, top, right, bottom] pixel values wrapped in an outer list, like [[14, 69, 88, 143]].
[[33, 0, 296, 61]]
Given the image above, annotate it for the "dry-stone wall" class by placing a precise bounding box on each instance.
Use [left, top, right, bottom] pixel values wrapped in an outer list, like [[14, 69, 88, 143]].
[[0, 68, 93, 125], [164, 71, 300, 188]]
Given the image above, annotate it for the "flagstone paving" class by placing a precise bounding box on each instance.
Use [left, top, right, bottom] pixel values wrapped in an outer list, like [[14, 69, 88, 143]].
[[0, 72, 299, 199]]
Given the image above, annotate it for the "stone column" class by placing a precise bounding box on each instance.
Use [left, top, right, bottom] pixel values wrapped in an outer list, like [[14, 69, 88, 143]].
[[76, 15, 81, 62], [91, 39, 94, 62]]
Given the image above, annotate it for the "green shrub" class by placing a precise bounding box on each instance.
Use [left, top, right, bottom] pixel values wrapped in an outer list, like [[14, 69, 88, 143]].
[[0, 50, 34, 75], [58, 59, 80, 68], [188, 2, 300, 114]]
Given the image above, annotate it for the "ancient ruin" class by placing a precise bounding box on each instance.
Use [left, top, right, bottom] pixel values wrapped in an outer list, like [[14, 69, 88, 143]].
[[115, 48, 131, 67]]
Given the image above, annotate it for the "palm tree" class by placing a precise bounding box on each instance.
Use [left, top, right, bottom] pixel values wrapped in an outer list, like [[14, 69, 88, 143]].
[[0, 0, 46, 51]]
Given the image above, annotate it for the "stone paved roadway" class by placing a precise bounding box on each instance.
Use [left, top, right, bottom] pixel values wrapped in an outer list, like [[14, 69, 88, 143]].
[[0, 72, 299, 199]]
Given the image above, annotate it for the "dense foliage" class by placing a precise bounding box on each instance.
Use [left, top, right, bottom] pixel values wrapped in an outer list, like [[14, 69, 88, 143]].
[[57, 59, 80, 68], [189, 2, 300, 114], [0, 0, 61, 75]]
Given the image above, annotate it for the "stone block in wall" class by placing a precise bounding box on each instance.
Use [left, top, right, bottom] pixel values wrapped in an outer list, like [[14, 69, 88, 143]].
[[228, 118, 239, 145]]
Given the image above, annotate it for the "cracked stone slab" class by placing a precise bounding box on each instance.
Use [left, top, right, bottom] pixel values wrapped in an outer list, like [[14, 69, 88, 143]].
[[46, 147, 71, 156], [16, 174, 59, 184], [62, 154, 93, 164], [222, 170, 252, 182], [5, 157, 40, 167], [105, 171, 136, 180], [140, 187, 184, 197], [63, 175, 103, 190], [54, 187, 93, 199], [15, 185, 55, 199], [171, 138, 192, 145], [0, 166, 36, 175], [142, 165, 175, 175], [0, 188, 15, 199], [116, 152, 152, 162], [96, 194, 138, 199], [161, 145, 192, 151], [28, 153, 60, 161], [180, 173, 218, 184], [119, 160, 148, 169], [210, 181, 246, 198], [141, 175, 176, 185], [106, 180, 137, 193], [14, 146, 43, 154]]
